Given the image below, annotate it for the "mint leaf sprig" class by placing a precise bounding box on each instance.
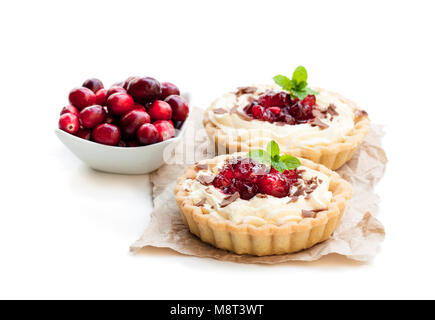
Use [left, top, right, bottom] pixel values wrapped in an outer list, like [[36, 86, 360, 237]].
[[273, 66, 319, 100], [247, 141, 301, 172]]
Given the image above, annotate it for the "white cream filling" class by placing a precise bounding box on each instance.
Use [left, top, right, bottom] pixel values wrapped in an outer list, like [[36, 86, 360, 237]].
[[182, 164, 332, 226], [207, 84, 356, 148]]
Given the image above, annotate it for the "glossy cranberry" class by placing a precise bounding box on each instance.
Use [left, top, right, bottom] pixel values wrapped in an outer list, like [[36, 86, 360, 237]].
[[232, 161, 255, 180], [95, 89, 107, 106], [288, 101, 303, 119], [153, 120, 175, 142], [79, 105, 105, 128], [60, 105, 79, 117], [257, 173, 290, 198], [68, 87, 96, 110], [118, 140, 127, 147], [82, 78, 104, 93], [283, 169, 299, 183], [123, 76, 139, 90], [76, 128, 91, 140], [127, 140, 141, 147], [234, 180, 258, 200], [258, 91, 291, 108], [127, 77, 161, 104], [268, 106, 281, 115], [107, 93, 135, 116], [148, 100, 172, 121], [106, 86, 127, 98], [260, 109, 275, 122], [137, 123, 159, 145], [277, 113, 296, 125], [133, 103, 146, 111], [164, 95, 189, 121], [59, 113, 79, 134], [299, 104, 313, 121], [160, 82, 180, 100], [251, 105, 265, 118], [92, 123, 121, 146], [301, 94, 316, 107], [120, 109, 151, 136]]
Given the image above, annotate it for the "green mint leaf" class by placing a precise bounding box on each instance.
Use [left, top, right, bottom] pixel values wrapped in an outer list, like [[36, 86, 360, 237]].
[[292, 66, 308, 86], [271, 160, 288, 173], [304, 87, 319, 96], [266, 140, 280, 160], [279, 154, 301, 170], [273, 75, 293, 91], [247, 149, 271, 165]]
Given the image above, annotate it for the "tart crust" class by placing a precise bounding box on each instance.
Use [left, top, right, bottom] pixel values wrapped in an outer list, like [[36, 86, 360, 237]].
[[175, 154, 353, 256], [203, 88, 370, 170]]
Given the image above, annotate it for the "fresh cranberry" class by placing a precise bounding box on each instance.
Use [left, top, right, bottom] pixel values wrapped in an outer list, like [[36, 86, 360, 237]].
[[302, 94, 316, 107], [95, 89, 107, 106], [137, 123, 159, 145], [59, 113, 79, 135], [118, 140, 127, 147], [106, 86, 127, 98], [68, 87, 96, 110], [133, 103, 146, 112], [79, 105, 105, 128], [127, 77, 161, 104], [123, 76, 139, 90], [160, 82, 180, 100], [234, 180, 258, 200], [164, 95, 189, 121], [92, 123, 121, 146], [127, 140, 141, 147], [153, 120, 175, 142], [82, 78, 104, 93], [148, 100, 172, 121], [257, 173, 290, 198], [120, 109, 151, 136], [76, 128, 91, 140], [60, 105, 79, 117], [107, 92, 135, 116]]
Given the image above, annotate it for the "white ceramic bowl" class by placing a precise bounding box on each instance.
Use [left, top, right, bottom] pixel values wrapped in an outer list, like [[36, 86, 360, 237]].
[[55, 116, 189, 175]]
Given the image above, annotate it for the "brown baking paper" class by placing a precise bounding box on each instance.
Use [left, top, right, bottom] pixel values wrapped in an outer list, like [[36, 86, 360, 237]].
[[130, 108, 387, 263]]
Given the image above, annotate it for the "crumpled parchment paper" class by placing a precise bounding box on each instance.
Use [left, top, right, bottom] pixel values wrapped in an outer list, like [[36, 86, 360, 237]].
[[130, 108, 387, 263]]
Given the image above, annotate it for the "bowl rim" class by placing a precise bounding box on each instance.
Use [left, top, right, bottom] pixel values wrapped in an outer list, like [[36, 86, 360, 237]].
[[55, 113, 191, 150]]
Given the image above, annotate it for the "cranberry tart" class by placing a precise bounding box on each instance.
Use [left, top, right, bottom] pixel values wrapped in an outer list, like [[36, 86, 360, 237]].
[[175, 142, 352, 256], [203, 66, 370, 170]]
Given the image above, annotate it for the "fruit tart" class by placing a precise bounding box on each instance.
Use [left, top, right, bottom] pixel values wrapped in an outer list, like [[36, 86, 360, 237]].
[[203, 66, 370, 170], [175, 141, 353, 256]]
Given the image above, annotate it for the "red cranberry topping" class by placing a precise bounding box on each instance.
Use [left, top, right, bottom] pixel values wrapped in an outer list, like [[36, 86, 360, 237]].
[[243, 91, 316, 125], [211, 157, 299, 200], [82, 78, 104, 93], [79, 105, 105, 128], [68, 87, 96, 110], [92, 123, 121, 146], [59, 113, 79, 134], [137, 123, 159, 145], [127, 77, 161, 104], [160, 82, 180, 100]]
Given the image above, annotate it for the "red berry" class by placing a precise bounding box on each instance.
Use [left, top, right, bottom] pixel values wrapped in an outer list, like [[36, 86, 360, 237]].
[[92, 123, 121, 146], [283, 169, 299, 183], [153, 120, 175, 142], [160, 82, 180, 100], [60, 105, 79, 117], [164, 95, 189, 121], [127, 77, 161, 104], [79, 105, 105, 128], [118, 140, 127, 147], [95, 89, 107, 106], [234, 180, 258, 200], [148, 100, 172, 120], [299, 104, 313, 121], [268, 106, 281, 115], [59, 113, 79, 134], [127, 140, 141, 147], [106, 86, 127, 98], [107, 93, 135, 116], [76, 128, 91, 140], [251, 104, 264, 119], [232, 161, 254, 180], [137, 123, 159, 145], [123, 76, 139, 90], [68, 87, 96, 110], [301, 94, 316, 107], [258, 91, 291, 108], [120, 109, 151, 136], [133, 103, 146, 112], [82, 78, 104, 93], [257, 173, 290, 198]]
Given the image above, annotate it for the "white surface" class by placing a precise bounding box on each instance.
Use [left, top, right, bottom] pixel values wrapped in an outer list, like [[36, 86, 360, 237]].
[[0, 0, 434, 299]]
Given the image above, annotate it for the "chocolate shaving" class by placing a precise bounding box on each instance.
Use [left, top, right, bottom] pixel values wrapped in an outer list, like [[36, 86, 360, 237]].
[[205, 187, 212, 194], [292, 187, 305, 197], [355, 109, 368, 119], [196, 174, 214, 186], [313, 208, 326, 213], [213, 108, 228, 114], [195, 163, 208, 170], [235, 86, 257, 96], [256, 194, 268, 198], [310, 117, 329, 129], [235, 109, 253, 121], [287, 196, 298, 203], [302, 210, 315, 218], [327, 104, 339, 116], [312, 109, 326, 119], [230, 105, 239, 114], [195, 198, 207, 207], [220, 192, 240, 207]]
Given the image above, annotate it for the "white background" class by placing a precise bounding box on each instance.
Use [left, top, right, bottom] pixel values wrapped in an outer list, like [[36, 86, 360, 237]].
[[0, 0, 434, 299]]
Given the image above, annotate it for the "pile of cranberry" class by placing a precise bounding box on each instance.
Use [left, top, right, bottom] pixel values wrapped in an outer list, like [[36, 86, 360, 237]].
[[58, 77, 189, 147], [212, 158, 299, 200], [243, 91, 316, 125]]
